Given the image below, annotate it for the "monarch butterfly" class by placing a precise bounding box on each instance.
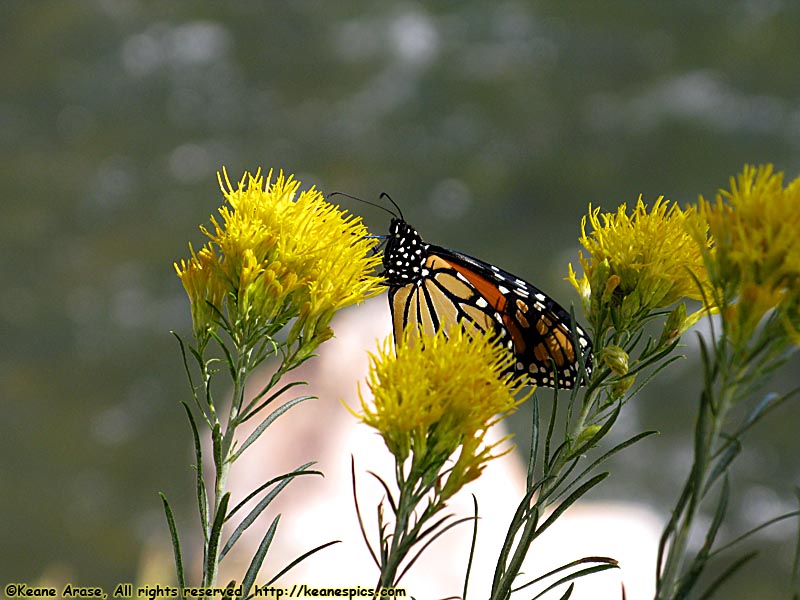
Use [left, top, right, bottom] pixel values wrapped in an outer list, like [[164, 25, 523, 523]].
[[379, 198, 592, 389]]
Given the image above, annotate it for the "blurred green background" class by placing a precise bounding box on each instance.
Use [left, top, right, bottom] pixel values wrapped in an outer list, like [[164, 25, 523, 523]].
[[2, 1, 799, 597]]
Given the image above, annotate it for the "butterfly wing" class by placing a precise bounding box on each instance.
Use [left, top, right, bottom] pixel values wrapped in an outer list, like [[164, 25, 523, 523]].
[[388, 252, 502, 343], [427, 245, 592, 388], [384, 217, 592, 389]]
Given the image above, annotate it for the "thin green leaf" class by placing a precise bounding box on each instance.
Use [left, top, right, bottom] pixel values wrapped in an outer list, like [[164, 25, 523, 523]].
[[181, 402, 209, 542], [159, 493, 186, 596], [527, 564, 619, 600], [492, 480, 548, 590], [528, 393, 540, 489], [175, 332, 215, 426], [675, 478, 730, 597], [656, 473, 695, 588], [544, 394, 559, 470], [209, 328, 237, 382], [696, 333, 717, 408], [625, 354, 684, 400], [241, 380, 308, 424], [413, 512, 458, 546], [690, 391, 712, 515], [368, 470, 399, 515], [546, 440, 569, 473], [240, 358, 287, 414], [554, 431, 657, 504], [696, 330, 712, 379], [513, 556, 618, 591], [545, 456, 581, 510], [625, 340, 681, 379], [205, 492, 230, 586], [249, 336, 281, 371], [377, 502, 390, 564], [188, 343, 205, 372], [202, 360, 219, 415], [704, 476, 730, 552], [535, 473, 609, 539], [564, 383, 576, 445], [265, 540, 341, 587], [241, 515, 280, 599], [227, 462, 320, 521], [492, 510, 539, 600], [556, 583, 575, 600], [283, 349, 317, 373], [230, 395, 315, 463], [583, 365, 610, 400], [212, 423, 224, 478], [351, 456, 380, 569], [696, 551, 758, 600], [741, 391, 780, 431], [398, 516, 474, 583], [220, 475, 295, 560], [463, 495, 479, 600], [172, 331, 200, 402], [623, 326, 646, 356], [728, 388, 800, 445], [703, 438, 740, 496], [206, 297, 233, 334], [710, 509, 800, 558]]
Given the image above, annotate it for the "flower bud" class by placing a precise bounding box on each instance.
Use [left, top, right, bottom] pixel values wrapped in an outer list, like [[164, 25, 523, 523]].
[[659, 302, 687, 345], [611, 374, 635, 398], [600, 345, 629, 376], [573, 424, 602, 453]]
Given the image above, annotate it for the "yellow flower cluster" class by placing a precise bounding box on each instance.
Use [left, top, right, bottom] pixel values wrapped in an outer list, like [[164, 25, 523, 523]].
[[175, 168, 384, 347], [694, 165, 800, 344], [357, 326, 529, 500], [174, 244, 227, 342], [568, 196, 711, 335], [568, 165, 800, 348]]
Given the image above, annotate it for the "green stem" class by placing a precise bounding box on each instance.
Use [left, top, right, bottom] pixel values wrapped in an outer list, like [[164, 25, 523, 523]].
[[490, 387, 600, 600], [376, 464, 442, 592], [548, 387, 599, 493], [378, 497, 412, 589], [572, 393, 595, 441], [656, 363, 740, 600], [205, 343, 253, 587]]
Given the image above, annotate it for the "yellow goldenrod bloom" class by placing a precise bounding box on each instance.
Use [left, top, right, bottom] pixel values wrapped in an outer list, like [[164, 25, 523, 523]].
[[175, 168, 385, 347], [174, 242, 226, 341], [694, 164, 800, 344], [568, 196, 712, 334], [356, 326, 530, 500]]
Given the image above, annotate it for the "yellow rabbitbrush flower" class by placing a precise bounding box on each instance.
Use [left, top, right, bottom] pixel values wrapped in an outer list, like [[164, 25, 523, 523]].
[[175, 168, 385, 348], [695, 164, 800, 344], [174, 243, 227, 341], [356, 326, 530, 501], [568, 196, 712, 335]]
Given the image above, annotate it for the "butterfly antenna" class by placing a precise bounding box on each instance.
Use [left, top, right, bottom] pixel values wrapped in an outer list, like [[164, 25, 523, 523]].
[[379, 192, 404, 221], [328, 191, 398, 219]]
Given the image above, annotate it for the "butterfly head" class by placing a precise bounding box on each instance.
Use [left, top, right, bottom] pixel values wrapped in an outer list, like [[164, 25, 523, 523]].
[[383, 218, 428, 285]]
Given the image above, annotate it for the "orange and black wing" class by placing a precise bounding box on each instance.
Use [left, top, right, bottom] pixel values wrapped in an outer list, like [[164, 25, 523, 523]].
[[383, 217, 592, 389]]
